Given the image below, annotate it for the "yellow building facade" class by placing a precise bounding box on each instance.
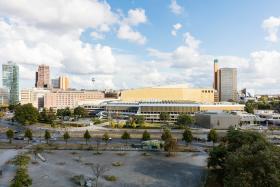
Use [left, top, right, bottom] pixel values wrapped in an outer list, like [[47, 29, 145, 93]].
[[120, 86, 215, 103]]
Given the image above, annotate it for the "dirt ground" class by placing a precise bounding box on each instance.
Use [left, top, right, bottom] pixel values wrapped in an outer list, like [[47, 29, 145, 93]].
[[28, 150, 207, 187]]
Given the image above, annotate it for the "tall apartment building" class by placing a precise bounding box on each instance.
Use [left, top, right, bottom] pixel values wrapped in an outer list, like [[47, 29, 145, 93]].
[[219, 68, 237, 101], [35, 64, 50, 88], [2, 61, 19, 105], [59, 76, 69, 90], [51, 76, 69, 90], [213, 60, 237, 102]]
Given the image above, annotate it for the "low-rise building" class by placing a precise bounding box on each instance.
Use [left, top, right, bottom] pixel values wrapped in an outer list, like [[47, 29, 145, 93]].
[[105, 101, 244, 123], [195, 111, 240, 129], [20, 88, 50, 109], [120, 85, 216, 103], [44, 90, 104, 109]]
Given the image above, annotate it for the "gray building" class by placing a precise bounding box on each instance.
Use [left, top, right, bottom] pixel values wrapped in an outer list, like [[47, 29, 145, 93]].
[[195, 111, 240, 129], [219, 68, 237, 102], [2, 61, 19, 105], [51, 78, 59, 89]]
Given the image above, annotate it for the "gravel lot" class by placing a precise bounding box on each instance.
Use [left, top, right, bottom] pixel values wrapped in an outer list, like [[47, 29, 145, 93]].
[[29, 150, 207, 187]]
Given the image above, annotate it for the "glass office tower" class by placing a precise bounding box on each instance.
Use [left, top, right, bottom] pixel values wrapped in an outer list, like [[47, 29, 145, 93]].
[[2, 61, 19, 105]]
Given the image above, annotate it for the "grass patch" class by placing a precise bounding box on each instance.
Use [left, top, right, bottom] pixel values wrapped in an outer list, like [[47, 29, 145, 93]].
[[104, 175, 117, 182], [112, 161, 123, 167]]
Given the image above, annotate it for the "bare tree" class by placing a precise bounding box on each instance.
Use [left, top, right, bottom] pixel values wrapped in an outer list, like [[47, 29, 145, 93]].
[[91, 163, 109, 187]]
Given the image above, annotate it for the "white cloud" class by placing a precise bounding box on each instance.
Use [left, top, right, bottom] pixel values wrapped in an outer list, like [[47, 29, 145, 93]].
[[262, 16, 280, 43], [171, 23, 182, 36], [90, 32, 104, 40], [117, 24, 147, 45], [0, 0, 118, 32], [169, 0, 183, 15], [124, 8, 147, 26]]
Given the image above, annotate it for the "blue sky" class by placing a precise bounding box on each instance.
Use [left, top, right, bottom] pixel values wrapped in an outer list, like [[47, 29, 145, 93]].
[[1, 0, 280, 94]]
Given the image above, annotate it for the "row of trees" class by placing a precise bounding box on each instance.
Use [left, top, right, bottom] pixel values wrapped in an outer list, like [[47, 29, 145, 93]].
[[245, 100, 280, 113], [13, 104, 89, 125], [6, 127, 216, 146], [207, 128, 280, 186]]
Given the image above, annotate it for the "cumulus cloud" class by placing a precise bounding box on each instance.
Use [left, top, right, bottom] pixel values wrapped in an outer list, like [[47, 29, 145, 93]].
[[171, 23, 182, 36], [116, 8, 147, 44], [124, 8, 147, 26], [262, 16, 280, 42], [117, 24, 147, 45], [169, 0, 183, 15]]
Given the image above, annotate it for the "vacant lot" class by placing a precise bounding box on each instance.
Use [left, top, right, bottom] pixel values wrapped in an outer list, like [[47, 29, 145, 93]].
[[29, 150, 207, 187]]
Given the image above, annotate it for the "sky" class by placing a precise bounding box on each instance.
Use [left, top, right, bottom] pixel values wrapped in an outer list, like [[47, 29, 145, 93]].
[[0, 0, 280, 94]]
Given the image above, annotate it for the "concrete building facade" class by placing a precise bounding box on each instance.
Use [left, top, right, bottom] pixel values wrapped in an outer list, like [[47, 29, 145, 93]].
[[195, 111, 240, 129], [20, 88, 50, 109], [2, 61, 19, 105], [59, 76, 69, 90], [44, 90, 104, 109], [105, 101, 244, 123], [35, 64, 50, 88], [0, 88, 9, 106], [120, 85, 215, 103], [219, 68, 237, 102]]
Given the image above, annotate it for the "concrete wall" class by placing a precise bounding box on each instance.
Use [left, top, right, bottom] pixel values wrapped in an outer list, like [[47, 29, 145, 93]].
[[196, 113, 240, 129]]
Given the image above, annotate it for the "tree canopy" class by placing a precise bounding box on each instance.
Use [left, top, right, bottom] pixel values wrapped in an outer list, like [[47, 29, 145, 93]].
[[182, 128, 193, 145], [208, 129, 280, 187], [161, 128, 172, 141], [73, 106, 87, 118], [176, 114, 193, 127], [142, 130, 151, 141], [159, 112, 170, 123], [14, 104, 39, 125]]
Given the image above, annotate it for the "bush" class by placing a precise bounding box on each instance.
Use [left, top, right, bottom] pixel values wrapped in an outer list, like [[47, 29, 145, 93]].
[[104, 175, 117, 182], [112, 161, 123, 167]]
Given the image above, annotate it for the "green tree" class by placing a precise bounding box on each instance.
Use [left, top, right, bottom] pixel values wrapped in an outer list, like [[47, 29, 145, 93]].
[[14, 104, 39, 125], [63, 131, 70, 144], [182, 128, 193, 145], [245, 100, 257, 114], [44, 130, 51, 144], [142, 130, 151, 141], [134, 115, 145, 125], [24, 129, 33, 144], [159, 112, 170, 124], [32, 145, 43, 160], [83, 130, 91, 144], [208, 129, 218, 146], [102, 132, 110, 146], [161, 128, 172, 141], [208, 129, 280, 187], [121, 131, 131, 145], [176, 114, 193, 127], [63, 107, 72, 117], [73, 106, 87, 118], [6, 129, 14, 143]]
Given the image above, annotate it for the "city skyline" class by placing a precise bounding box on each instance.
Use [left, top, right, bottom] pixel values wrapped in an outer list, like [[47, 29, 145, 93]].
[[0, 1, 280, 94]]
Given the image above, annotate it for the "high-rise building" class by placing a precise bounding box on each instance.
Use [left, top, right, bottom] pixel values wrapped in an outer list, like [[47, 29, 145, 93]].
[[0, 88, 9, 106], [2, 61, 19, 105], [219, 68, 237, 102], [35, 64, 50, 88], [213, 60, 237, 102], [59, 76, 69, 90], [51, 78, 59, 89]]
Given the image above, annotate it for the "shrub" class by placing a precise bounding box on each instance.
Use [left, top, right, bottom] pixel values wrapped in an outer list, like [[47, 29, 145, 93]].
[[104, 175, 117, 182]]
